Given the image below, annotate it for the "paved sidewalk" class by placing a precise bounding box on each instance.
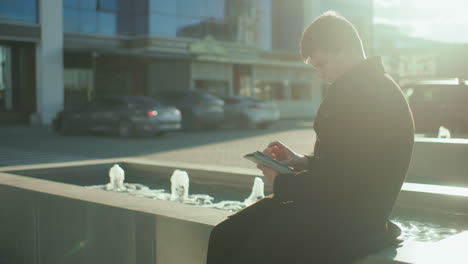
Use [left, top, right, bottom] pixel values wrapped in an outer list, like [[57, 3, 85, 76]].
[[0, 120, 316, 168]]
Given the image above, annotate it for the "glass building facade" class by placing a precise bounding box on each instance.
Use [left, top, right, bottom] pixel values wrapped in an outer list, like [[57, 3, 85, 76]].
[[63, 0, 117, 35], [271, 0, 304, 52], [0, 0, 38, 24], [60, 0, 274, 48], [0, 0, 324, 123], [149, 0, 261, 43]]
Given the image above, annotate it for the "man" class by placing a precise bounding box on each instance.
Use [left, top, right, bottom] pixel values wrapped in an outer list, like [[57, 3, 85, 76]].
[[207, 11, 414, 264]]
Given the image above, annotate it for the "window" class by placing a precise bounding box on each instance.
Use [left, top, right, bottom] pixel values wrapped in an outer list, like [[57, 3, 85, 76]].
[[80, 0, 97, 10], [148, 0, 256, 42], [206, 0, 225, 18], [150, 0, 178, 14], [0, 46, 13, 111], [260, 0, 272, 50], [177, 17, 205, 38], [98, 12, 116, 34], [64, 68, 93, 108], [98, 0, 117, 11], [252, 83, 276, 101], [0, 0, 37, 24], [80, 11, 98, 33], [150, 14, 178, 37], [195, 80, 228, 97], [272, 0, 304, 51], [291, 84, 312, 101], [63, 0, 117, 35], [64, 8, 80, 32], [64, 0, 79, 8], [179, 0, 206, 17]]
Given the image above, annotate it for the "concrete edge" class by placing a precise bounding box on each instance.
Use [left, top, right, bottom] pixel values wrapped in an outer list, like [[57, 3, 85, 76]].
[[0, 156, 262, 176], [0, 171, 229, 226]]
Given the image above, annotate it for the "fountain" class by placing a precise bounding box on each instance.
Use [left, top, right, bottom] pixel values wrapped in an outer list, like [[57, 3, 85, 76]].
[[106, 164, 126, 191], [438, 126, 451, 138], [170, 169, 189, 201], [5, 159, 468, 263], [93, 166, 461, 242], [89, 165, 267, 212], [244, 177, 265, 206]]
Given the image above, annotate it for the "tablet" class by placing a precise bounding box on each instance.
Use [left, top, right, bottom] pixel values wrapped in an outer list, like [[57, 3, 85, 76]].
[[244, 151, 295, 174]]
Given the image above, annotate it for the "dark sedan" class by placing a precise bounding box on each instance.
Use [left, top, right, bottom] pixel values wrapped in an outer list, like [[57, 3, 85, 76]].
[[53, 95, 182, 137], [156, 90, 224, 130]]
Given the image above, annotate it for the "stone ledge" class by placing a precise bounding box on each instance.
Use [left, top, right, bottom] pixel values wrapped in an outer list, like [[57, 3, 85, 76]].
[[408, 138, 468, 187], [0, 171, 229, 226]]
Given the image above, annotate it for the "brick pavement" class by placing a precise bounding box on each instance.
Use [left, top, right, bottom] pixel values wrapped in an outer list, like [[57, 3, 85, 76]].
[[0, 120, 316, 168]]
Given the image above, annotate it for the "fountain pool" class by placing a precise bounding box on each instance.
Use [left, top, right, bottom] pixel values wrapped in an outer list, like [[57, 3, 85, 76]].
[[8, 160, 468, 243]]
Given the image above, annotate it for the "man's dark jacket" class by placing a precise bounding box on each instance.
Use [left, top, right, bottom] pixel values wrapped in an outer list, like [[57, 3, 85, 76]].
[[207, 57, 415, 264]]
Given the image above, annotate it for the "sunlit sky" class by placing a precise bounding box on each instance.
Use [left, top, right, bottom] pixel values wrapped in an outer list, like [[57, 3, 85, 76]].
[[374, 0, 468, 43]]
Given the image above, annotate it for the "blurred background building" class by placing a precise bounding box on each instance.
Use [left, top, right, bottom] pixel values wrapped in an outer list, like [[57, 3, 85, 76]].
[[2, 0, 466, 125], [0, 0, 371, 125]]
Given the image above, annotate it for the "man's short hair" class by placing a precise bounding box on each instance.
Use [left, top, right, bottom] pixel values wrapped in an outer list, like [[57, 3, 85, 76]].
[[300, 11, 363, 61]]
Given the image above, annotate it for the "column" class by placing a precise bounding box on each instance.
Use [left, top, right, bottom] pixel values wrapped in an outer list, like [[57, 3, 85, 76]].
[[34, 0, 64, 124]]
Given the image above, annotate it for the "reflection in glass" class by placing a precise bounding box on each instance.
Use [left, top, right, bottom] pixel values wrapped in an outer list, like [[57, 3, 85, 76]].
[[0, 0, 37, 23], [135, 15, 150, 35], [80, 0, 97, 10], [64, 8, 80, 32], [260, 0, 272, 50], [64, 68, 93, 108], [179, 0, 206, 17], [147, 0, 260, 43], [205, 0, 225, 19], [150, 15, 178, 37], [195, 80, 228, 97], [64, 0, 79, 8], [150, 0, 177, 14], [291, 84, 311, 101], [80, 11, 98, 33], [98, 12, 116, 34], [177, 17, 205, 39], [0, 46, 13, 111], [99, 0, 117, 11], [252, 82, 284, 101]]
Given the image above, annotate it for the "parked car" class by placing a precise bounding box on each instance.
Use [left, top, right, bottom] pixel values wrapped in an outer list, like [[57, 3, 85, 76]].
[[222, 95, 280, 129], [52, 95, 182, 137], [402, 78, 468, 135], [155, 90, 224, 130]]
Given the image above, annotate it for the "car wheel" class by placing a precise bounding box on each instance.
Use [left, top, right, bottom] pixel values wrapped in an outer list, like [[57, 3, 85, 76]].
[[116, 120, 134, 137]]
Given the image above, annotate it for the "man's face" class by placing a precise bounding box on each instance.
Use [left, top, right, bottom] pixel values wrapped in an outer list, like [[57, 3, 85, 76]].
[[305, 49, 346, 84]]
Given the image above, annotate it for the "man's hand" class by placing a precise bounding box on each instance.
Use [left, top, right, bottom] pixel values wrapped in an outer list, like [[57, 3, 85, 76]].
[[257, 141, 309, 185], [262, 141, 308, 171], [257, 164, 280, 184]]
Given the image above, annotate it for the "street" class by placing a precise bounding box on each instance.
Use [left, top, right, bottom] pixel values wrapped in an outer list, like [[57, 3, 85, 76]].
[[0, 120, 316, 169]]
